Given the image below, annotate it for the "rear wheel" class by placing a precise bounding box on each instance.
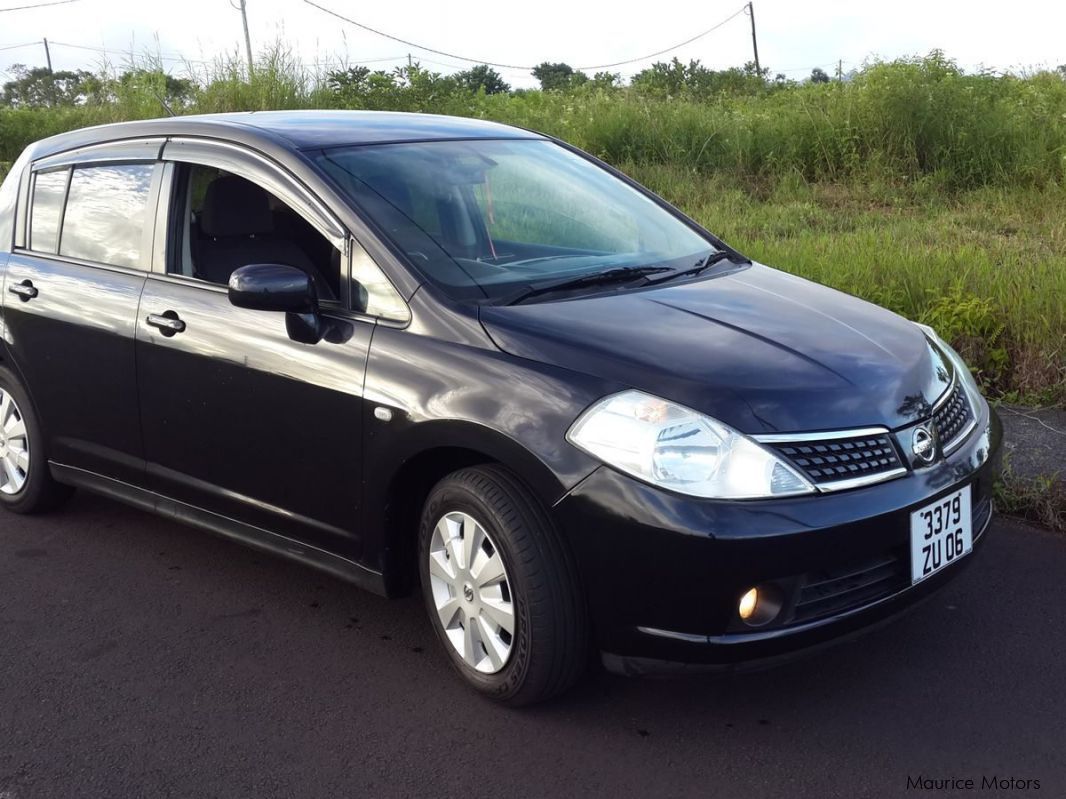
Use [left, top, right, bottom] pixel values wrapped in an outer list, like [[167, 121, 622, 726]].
[[418, 465, 587, 706], [0, 367, 73, 514]]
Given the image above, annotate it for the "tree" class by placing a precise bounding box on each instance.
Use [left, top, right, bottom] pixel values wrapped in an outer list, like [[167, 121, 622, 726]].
[[531, 62, 588, 91], [454, 64, 509, 95], [589, 71, 621, 89], [632, 58, 766, 98], [327, 65, 374, 96], [633, 58, 695, 95], [810, 67, 831, 84], [742, 61, 770, 81], [0, 64, 94, 107], [116, 68, 195, 108], [325, 63, 462, 112]]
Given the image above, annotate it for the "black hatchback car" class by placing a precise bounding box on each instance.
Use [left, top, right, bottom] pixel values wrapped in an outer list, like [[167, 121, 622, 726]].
[[0, 111, 1000, 704]]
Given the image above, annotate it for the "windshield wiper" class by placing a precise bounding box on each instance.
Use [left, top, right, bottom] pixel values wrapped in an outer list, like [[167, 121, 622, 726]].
[[503, 265, 672, 305], [645, 250, 748, 285]]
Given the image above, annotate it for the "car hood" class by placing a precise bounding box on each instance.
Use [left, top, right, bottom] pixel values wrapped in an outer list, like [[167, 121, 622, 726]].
[[479, 263, 953, 434]]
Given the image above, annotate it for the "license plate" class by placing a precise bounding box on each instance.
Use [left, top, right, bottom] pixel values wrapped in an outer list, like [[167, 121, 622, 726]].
[[910, 485, 973, 585]]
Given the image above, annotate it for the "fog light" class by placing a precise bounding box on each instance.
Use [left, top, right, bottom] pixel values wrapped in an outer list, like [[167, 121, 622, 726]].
[[738, 587, 759, 620], [737, 584, 784, 627]]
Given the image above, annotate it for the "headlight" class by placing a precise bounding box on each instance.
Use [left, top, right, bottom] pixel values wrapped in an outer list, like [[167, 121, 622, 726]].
[[566, 390, 815, 499], [914, 323, 984, 405]]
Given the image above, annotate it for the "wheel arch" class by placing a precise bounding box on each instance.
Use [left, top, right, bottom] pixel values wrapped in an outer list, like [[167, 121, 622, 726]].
[[372, 419, 586, 596]]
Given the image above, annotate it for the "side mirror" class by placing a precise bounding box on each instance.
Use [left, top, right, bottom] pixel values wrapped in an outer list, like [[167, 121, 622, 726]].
[[228, 263, 325, 344], [228, 263, 316, 313]]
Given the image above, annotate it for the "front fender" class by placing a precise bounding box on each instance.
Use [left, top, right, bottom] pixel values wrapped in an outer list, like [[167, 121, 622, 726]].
[[363, 321, 611, 495], [361, 320, 613, 577]]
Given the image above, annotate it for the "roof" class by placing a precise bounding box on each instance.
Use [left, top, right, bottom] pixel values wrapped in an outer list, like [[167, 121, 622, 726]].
[[219, 110, 540, 148], [27, 110, 543, 160]]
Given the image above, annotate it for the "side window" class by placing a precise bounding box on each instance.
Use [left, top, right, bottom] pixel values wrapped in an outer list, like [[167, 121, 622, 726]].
[[350, 240, 410, 322], [171, 164, 342, 302], [29, 168, 68, 253], [60, 163, 156, 269]]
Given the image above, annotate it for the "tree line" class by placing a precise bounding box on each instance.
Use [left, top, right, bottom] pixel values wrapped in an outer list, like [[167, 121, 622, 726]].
[[0, 56, 888, 109]]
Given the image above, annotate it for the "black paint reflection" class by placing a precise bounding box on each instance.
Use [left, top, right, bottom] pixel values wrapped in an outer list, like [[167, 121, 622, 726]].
[[60, 164, 154, 269]]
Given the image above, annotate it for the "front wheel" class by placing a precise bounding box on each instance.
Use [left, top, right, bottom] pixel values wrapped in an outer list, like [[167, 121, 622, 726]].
[[418, 465, 587, 706]]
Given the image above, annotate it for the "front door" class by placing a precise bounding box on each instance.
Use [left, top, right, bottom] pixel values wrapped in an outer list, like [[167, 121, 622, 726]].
[[135, 158, 372, 558]]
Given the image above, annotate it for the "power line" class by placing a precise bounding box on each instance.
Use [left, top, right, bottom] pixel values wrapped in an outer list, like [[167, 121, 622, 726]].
[[325, 54, 409, 66], [0, 0, 81, 12], [6, 31, 850, 83], [3, 1, 753, 77], [6, 38, 421, 73], [46, 39, 212, 64], [301, 0, 533, 70], [580, 5, 747, 70], [302, 0, 749, 72], [391, 51, 525, 75]]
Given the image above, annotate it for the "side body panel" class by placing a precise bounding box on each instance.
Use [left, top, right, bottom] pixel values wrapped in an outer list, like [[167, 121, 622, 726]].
[[2, 254, 147, 484], [135, 277, 373, 557]]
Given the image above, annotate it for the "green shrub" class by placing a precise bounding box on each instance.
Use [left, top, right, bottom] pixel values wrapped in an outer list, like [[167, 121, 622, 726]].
[[919, 285, 1009, 390]]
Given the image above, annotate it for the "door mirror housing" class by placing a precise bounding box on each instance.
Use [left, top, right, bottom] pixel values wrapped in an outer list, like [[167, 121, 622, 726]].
[[228, 263, 325, 344], [228, 263, 317, 313]]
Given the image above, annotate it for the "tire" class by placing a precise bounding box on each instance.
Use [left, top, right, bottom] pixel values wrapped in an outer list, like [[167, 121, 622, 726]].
[[0, 366, 73, 514], [418, 464, 587, 706]]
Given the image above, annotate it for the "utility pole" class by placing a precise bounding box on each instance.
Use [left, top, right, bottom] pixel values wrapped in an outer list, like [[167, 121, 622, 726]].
[[236, 0, 254, 76], [836, 59, 843, 82], [42, 38, 53, 73], [407, 53, 412, 68], [746, 2, 761, 76]]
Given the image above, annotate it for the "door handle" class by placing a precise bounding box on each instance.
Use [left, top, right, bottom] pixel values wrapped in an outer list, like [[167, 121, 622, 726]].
[[8, 280, 38, 301], [146, 312, 186, 336]]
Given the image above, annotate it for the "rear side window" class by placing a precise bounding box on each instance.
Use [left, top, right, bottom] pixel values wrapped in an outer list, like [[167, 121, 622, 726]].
[[29, 168, 68, 253], [60, 164, 156, 268]]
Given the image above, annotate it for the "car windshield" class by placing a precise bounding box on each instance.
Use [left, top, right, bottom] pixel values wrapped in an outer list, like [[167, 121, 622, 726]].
[[316, 139, 714, 302]]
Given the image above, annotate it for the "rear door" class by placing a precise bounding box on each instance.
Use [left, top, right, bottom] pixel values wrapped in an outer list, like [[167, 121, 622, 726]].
[[2, 142, 163, 485], [134, 140, 380, 559]]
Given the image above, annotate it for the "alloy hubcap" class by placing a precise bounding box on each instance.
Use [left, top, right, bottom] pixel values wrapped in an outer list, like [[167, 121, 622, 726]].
[[428, 511, 515, 674], [0, 388, 29, 495]]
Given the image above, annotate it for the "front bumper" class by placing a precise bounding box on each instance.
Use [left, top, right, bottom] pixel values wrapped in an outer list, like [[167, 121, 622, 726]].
[[553, 405, 1002, 672]]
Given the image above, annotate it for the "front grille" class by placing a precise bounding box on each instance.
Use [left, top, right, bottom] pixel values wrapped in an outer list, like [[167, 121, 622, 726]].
[[933, 381, 974, 449], [793, 551, 908, 624], [767, 434, 904, 486]]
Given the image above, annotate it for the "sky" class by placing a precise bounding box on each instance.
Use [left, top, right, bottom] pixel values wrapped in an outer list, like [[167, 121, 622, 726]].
[[1, 0, 1065, 89]]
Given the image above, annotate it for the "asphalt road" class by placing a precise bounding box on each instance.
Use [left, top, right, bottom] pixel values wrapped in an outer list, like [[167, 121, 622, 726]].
[[1, 494, 1063, 799]]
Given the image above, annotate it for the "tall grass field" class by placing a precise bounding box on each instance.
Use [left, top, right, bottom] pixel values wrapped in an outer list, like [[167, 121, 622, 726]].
[[1, 51, 1064, 403]]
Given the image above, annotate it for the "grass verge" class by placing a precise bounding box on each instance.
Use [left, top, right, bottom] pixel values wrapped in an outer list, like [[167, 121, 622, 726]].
[[995, 470, 1066, 534], [627, 166, 1066, 404]]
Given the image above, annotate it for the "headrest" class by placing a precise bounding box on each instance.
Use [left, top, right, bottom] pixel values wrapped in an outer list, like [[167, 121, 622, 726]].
[[200, 175, 274, 238]]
